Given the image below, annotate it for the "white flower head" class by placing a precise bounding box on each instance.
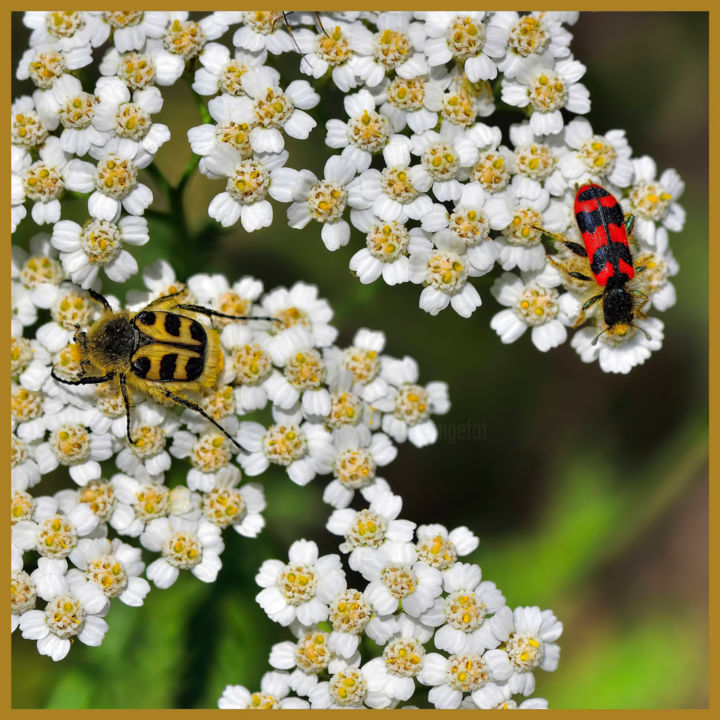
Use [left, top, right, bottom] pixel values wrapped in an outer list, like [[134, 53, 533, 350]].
[[255, 539, 346, 627], [501, 54, 590, 136], [142, 516, 224, 588]]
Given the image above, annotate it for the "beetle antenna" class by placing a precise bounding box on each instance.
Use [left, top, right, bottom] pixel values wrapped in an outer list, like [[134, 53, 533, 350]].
[[631, 323, 653, 342], [591, 326, 612, 346]]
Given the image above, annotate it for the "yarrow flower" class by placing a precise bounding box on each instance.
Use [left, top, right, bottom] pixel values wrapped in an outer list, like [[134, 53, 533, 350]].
[[11, 9, 684, 703]]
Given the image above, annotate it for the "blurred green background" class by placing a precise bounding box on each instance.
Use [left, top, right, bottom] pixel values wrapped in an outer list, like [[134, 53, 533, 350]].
[[11, 12, 708, 709]]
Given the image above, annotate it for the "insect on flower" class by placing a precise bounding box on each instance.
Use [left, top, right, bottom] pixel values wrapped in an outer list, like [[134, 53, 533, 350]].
[[50, 285, 275, 451], [535, 182, 651, 344]]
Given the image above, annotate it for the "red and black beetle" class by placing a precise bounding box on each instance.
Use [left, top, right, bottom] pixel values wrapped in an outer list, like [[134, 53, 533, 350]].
[[535, 182, 650, 344]]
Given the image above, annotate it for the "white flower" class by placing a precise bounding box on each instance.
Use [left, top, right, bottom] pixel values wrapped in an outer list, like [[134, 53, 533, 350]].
[[13, 136, 76, 226], [373, 356, 450, 447], [559, 117, 633, 189], [17, 45, 92, 91], [322, 426, 398, 508], [293, 21, 362, 92], [354, 135, 433, 224], [33, 409, 115, 486], [199, 471, 266, 538], [65, 142, 153, 222], [99, 11, 169, 52], [68, 537, 150, 606], [351, 12, 428, 87], [495, 182, 567, 272], [241, 70, 319, 153], [362, 614, 434, 700], [508, 121, 568, 198], [421, 562, 507, 655], [109, 474, 198, 538], [409, 231, 484, 318], [12, 335, 51, 393], [143, 516, 225, 588], [259, 282, 338, 348], [571, 316, 664, 374], [238, 406, 334, 486], [232, 11, 298, 56], [486, 605, 563, 696], [192, 43, 268, 96], [471, 682, 550, 709], [325, 89, 390, 172], [23, 11, 109, 50], [51, 215, 148, 288], [349, 219, 425, 287], [11, 95, 50, 155], [170, 431, 238, 493], [327, 485, 415, 571], [424, 12, 508, 82], [255, 539, 345, 627], [501, 55, 590, 136], [374, 72, 448, 135], [308, 660, 393, 708], [284, 155, 357, 251], [91, 76, 170, 159], [12, 492, 99, 559], [269, 629, 337, 696], [359, 541, 442, 617], [219, 671, 309, 709], [11, 432, 42, 491], [19, 567, 109, 661], [99, 43, 184, 90], [626, 156, 685, 246], [634, 228, 679, 312], [415, 523, 479, 570], [204, 149, 288, 231], [493, 12, 574, 80], [32, 75, 107, 155], [418, 648, 513, 708], [114, 403, 180, 482], [490, 269, 580, 352]]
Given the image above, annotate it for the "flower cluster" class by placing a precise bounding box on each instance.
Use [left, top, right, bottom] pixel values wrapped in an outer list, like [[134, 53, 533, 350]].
[[219, 508, 561, 709], [12, 11, 681, 379], [11, 252, 451, 662]]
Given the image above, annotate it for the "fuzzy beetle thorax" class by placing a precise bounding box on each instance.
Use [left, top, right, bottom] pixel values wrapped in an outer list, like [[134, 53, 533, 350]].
[[87, 312, 137, 370]]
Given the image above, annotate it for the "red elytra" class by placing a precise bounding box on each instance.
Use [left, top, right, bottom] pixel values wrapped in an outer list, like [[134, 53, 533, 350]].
[[574, 183, 635, 287]]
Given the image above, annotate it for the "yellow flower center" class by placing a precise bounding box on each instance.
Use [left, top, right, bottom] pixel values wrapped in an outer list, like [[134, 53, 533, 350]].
[[23, 162, 64, 202], [118, 52, 156, 90], [262, 424, 308, 465], [347, 109, 389, 153], [508, 15, 550, 58]]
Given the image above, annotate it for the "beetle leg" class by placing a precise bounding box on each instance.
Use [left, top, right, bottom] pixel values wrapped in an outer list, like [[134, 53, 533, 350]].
[[87, 288, 112, 311], [582, 294, 603, 310], [161, 388, 248, 454], [118, 374, 134, 445], [51, 368, 115, 385], [624, 213, 635, 238], [547, 255, 593, 282], [533, 226, 587, 257]]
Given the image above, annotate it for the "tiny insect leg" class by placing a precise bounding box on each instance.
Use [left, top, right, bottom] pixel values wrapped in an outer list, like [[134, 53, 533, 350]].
[[51, 369, 116, 385], [547, 255, 594, 282], [532, 226, 587, 257], [119, 373, 133, 445], [572, 293, 602, 329], [161, 388, 248, 454]]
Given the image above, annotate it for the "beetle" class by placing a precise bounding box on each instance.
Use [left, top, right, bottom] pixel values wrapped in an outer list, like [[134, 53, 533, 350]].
[[534, 182, 650, 345], [50, 286, 273, 451]]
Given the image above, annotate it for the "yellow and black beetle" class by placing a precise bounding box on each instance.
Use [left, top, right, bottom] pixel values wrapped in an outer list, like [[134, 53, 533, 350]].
[[50, 286, 271, 452]]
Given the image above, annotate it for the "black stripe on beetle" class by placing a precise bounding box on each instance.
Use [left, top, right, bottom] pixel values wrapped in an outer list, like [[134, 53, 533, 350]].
[[164, 314, 181, 336], [131, 355, 151, 378], [136, 311, 156, 326], [159, 353, 178, 380]]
